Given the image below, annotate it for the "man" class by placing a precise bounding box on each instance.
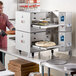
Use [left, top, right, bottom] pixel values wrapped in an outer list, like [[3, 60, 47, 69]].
[[0, 1, 15, 63]]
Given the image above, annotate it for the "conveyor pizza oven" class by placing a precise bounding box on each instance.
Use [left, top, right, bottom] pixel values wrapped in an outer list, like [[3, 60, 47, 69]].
[[15, 11, 72, 55]]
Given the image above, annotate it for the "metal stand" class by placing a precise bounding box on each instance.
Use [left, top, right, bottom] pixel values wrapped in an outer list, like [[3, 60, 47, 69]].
[[2, 53, 5, 66], [48, 49, 67, 65], [69, 50, 72, 58], [48, 68, 50, 76], [42, 66, 44, 76]]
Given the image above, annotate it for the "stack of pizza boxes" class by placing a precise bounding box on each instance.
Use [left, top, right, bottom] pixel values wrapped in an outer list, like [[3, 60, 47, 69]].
[[8, 59, 39, 76]]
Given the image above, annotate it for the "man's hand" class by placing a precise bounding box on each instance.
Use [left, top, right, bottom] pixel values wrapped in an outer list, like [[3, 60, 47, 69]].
[[0, 30, 7, 37], [12, 28, 15, 31]]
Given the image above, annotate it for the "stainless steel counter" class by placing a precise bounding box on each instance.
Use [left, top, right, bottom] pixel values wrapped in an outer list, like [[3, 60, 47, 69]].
[[0, 36, 76, 76]]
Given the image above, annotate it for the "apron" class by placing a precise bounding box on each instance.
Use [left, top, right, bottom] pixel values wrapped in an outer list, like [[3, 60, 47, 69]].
[[0, 14, 7, 50]]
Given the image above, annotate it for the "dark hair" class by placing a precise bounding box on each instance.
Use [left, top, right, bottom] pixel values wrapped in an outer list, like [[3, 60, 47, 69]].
[[0, 1, 3, 5]]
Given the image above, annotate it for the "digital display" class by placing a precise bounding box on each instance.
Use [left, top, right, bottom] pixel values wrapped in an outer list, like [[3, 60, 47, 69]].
[[61, 16, 64, 21], [60, 35, 64, 41]]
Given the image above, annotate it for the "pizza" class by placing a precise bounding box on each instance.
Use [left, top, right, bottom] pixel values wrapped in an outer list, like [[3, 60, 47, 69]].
[[35, 41, 56, 47], [6, 31, 15, 35]]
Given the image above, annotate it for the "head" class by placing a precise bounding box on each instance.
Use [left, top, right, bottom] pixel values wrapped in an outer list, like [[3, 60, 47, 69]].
[[0, 1, 3, 14]]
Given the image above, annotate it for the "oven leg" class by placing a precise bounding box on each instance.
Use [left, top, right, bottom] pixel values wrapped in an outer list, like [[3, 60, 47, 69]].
[[39, 52, 41, 59], [51, 49, 54, 59], [42, 66, 44, 76], [48, 68, 50, 76], [32, 53, 34, 58], [19, 50, 22, 55]]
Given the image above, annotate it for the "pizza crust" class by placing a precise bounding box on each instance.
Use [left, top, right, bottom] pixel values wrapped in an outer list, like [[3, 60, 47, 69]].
[[35, 41, 56, 47], [6, 31, 15, 35]]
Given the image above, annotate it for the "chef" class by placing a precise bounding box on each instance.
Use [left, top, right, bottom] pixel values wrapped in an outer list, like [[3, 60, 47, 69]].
[[0, 1, 15, 63]]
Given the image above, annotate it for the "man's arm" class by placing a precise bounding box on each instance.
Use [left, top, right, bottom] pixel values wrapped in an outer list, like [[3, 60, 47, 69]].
[[5, 15, 15, 30], [10, 26, 15, 31]]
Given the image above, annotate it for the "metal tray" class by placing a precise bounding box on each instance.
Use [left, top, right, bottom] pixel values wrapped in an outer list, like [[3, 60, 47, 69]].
[[32, 24, 59, 29], [32, 45, 60, 51], [47, 59, 67, 65]]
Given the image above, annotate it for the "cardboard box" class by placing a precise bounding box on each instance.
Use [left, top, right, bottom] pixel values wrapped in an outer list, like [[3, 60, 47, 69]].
[[8, 63, 39, 71], [8, 59, 39, 76], [14, 68, 39, 76], [9, 59, 36, 68], [8, 66, 39, 73], [15, 72, 28, 76]]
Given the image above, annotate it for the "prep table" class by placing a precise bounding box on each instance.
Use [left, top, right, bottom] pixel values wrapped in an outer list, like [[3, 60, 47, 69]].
[[0, 36, 76, 76], [41, 57, 76, 76]]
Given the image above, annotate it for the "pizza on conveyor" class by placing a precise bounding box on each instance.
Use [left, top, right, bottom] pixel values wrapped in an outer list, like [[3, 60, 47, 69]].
[[35, 41, 56, 47]]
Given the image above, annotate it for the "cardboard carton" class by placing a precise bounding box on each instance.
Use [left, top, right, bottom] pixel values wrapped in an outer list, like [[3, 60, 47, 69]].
[[8, 63, 39, 71], [9, 59, 36, 68], [8, 59, 39, 76]]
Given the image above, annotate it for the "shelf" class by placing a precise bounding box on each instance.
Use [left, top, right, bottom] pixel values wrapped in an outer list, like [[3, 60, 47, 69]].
[[32, 45, 60, 51], [18, 3, 40, 6], [32, 24, 59, 29]]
